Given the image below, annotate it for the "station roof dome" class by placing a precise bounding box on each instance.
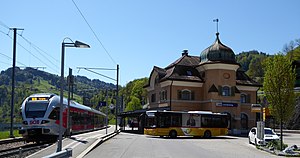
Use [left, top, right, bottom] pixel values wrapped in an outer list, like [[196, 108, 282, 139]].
[[200, 33, 236, 64]]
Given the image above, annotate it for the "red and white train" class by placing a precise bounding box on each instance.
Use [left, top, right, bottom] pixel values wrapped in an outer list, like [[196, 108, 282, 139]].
[[19, 93, 106, 143]]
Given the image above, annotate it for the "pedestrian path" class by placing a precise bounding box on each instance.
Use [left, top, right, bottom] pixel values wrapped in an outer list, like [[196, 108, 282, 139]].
[[27, 125, 117, 158]]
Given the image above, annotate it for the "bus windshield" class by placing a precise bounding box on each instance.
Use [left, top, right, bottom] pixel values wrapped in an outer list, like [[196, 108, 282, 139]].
[[145, 112, 156, 128], [25, 101, 49, 118]]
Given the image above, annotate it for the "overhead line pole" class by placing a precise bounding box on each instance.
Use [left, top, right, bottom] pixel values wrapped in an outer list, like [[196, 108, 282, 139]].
[[116, 64, 119, 132], [77, 65, 120, 131], [10, 28, 24, 138]]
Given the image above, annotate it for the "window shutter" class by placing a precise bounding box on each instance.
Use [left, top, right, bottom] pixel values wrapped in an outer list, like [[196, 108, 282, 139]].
[[191, 91, 195, 100], [177, 90, 181, 100], [231, 87, 235, 96], [159, 91, 161, 100], [218, 86, 222, 95], [247, 94, 251, 103], [165, 91, 168, 100]]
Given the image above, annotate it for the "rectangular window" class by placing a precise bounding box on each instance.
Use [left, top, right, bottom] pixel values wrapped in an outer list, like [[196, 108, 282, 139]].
[[151, 93, 156, 103], [160, 90, 167, 101], [158, 114, 171, 128], [201, 115, 227, 128], [171, 114, 182, 127]]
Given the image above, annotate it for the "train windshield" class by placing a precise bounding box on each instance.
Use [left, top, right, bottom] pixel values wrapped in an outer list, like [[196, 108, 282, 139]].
[[25, 101, 49, 118]]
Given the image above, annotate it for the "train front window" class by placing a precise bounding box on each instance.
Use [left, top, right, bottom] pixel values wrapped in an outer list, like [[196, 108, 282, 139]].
[[25, 101, 48, 118]]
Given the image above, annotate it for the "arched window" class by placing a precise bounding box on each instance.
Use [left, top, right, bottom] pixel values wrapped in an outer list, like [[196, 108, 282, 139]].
[[181, 90, 191, 100], [222, 86, 230, 96], [178, 89, 195, 100], [240, 94, 247, 103], [241, 113, 248, 130]]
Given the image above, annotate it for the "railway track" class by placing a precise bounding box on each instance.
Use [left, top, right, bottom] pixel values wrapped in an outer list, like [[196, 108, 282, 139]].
[[0, 141, 51, 158]]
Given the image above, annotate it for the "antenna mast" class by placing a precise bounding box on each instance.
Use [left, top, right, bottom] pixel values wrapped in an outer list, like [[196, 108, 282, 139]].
[[213, 19, 219, 33]]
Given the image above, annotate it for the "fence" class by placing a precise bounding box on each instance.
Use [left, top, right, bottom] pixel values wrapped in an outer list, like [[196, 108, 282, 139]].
[[0, 123, 22, 131]]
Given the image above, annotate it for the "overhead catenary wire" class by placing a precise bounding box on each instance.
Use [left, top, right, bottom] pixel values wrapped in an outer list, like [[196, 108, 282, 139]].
[[0, 51, 27, 67], [18, 34, 60, 69], [71, 0, 117, 65], [0, 29, 59, 73], [0, 20, 9, 29]]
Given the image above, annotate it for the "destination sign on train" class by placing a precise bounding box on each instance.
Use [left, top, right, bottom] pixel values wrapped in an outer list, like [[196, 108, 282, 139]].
[[29, 97, 49, 101]]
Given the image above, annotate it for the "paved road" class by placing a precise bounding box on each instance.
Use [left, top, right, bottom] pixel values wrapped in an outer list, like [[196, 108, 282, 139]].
[[86, 132, 298, 158], [27, 126, 117, 158]]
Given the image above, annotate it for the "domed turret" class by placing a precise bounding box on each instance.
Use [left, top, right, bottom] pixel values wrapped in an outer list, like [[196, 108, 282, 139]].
[[200, 33, 236, 64]]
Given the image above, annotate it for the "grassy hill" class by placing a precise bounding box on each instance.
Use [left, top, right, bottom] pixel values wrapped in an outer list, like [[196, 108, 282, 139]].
[[0, 67, 116, 123]]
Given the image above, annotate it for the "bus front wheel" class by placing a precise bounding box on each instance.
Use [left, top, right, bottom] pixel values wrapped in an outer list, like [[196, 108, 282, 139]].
[[203, 130, 211, 138], [169, 130, 177, 138]]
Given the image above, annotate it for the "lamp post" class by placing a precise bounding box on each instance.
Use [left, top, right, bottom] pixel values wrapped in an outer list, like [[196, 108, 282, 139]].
[[57, 38, 90, 152]]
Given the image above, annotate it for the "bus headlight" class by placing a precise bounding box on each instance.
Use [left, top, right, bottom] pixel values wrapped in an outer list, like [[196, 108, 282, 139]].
[[22, 121, 28, 125]]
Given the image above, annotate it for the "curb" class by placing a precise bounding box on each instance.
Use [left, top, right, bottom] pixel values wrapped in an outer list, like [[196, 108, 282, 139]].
[[257, 146, 300, 157], [76, 130, 120, 158]]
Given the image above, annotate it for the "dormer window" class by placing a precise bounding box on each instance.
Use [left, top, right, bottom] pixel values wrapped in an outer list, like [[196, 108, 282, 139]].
[[222, 86, 230, 96], [187, 70, 192, 76]]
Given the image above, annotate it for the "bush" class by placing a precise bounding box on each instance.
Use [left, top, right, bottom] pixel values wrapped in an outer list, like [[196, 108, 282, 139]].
[[266, 140, 288, 151]]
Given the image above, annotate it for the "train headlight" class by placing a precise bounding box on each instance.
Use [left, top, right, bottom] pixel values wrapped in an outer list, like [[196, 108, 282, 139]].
[[41, 120, 50, 124], [22, 121, 28, 125]]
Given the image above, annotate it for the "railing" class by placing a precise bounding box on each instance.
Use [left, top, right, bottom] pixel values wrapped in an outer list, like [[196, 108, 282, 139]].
[[0, 123, 21, 131], [42, 148, 72, 158]]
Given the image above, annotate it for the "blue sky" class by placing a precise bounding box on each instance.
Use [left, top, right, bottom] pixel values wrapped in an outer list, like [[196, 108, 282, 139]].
[[0, 0, 299, 86]]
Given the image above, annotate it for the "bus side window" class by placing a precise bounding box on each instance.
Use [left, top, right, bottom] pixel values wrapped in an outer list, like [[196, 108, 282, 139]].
[[159, 115, 171, 127], [171, 114, 181, 127], [201, 115, 210, 127]]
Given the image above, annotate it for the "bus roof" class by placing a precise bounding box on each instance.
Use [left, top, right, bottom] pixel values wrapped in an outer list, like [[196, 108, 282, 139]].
[[146, 110, 226, 115]]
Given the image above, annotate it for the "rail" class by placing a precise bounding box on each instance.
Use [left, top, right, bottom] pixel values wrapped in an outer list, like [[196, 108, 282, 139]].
[[42, 148, 72, 158]]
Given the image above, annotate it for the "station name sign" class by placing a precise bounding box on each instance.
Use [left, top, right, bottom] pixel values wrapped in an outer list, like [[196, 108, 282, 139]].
[[216, 102, 238, 107]]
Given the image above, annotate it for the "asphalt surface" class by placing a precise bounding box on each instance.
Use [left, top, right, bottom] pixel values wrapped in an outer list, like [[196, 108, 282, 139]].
[[85, 132, 286, 158]]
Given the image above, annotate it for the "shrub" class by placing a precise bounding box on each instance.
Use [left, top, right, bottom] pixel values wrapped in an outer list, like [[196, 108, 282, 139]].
[[266, 140, 288, 151]]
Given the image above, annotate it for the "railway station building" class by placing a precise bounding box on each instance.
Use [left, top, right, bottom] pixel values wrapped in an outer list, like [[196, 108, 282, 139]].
[[143, 33, 262, 135]]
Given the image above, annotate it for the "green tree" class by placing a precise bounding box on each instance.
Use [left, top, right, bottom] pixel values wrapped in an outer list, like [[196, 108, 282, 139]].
[[263, 54, 296, 150], [125, 96, 142, 112], [120, 77, 148, 108]]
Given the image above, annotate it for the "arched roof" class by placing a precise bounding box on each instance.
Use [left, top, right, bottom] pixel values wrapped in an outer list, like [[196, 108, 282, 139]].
[[200, 33, 236, 64]]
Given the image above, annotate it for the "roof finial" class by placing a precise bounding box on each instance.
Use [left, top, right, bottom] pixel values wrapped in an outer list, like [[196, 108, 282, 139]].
[[213, 18, 219, 35]]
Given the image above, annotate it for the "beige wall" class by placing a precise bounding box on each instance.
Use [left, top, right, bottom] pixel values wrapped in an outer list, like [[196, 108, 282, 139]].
[[146, 65, 259, 131]]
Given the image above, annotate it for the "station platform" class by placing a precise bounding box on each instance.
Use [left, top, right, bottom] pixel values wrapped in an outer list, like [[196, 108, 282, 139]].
[[27, 125, 118, 158]]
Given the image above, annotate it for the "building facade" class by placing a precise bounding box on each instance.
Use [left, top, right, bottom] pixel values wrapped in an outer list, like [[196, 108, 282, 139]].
[[144, 33, 262, 134]]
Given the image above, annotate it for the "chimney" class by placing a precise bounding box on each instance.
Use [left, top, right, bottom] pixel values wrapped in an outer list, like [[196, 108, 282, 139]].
[[182, 49, 188, 56]]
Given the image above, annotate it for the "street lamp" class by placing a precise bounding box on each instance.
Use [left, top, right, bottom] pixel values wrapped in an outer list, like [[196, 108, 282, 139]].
[[57, 38, 90, 152]]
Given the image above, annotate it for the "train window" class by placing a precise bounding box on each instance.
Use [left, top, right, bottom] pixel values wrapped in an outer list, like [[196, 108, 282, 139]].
[[49, 107, 59, 120], [25, 101, 48, 118]]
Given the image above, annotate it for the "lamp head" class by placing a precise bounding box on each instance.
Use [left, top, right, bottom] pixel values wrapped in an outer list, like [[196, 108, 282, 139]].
[[74, 40, 90, 48]]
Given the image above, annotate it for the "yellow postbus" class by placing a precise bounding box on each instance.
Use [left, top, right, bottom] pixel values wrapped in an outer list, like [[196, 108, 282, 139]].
[[144, 110, 228, 138]]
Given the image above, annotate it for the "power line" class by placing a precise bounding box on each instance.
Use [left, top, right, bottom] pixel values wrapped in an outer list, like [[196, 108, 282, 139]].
[[1, 30, 59, 73], [16, 40, 59, 73], [18, 34, 60, 69], [71, 0, 117, 65], [0, 21, 9, 29], [0, 61, 11, 66], [0, 51, 27, 67]]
